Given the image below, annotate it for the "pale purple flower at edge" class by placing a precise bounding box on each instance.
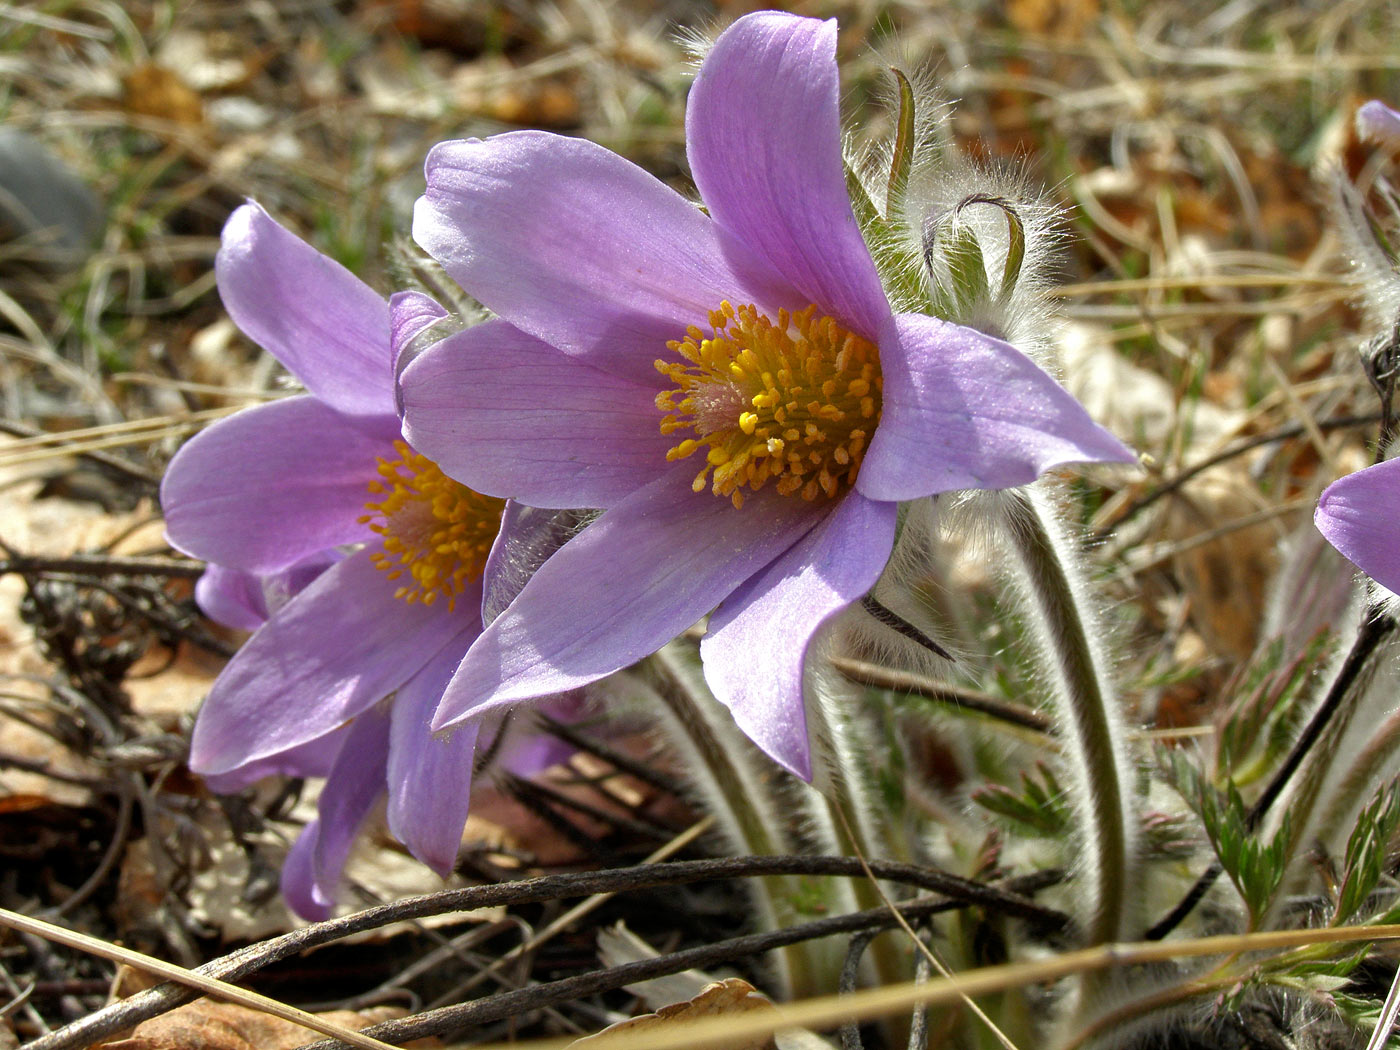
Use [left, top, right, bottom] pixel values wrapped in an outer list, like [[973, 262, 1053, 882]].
[[399, 11, 1137, 783], [161, 204, 499, 918], [1357, 100, 1400, 149], [1316, 457, 1400, 597]]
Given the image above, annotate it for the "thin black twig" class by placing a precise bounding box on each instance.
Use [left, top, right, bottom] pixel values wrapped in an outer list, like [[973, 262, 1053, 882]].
[[1145, 607, 1397, 940], [0, 752, 105, 788], [48, 779, 135, 919], [1092, 413, 1382, 543], [0, 977, 36, 1023], [0, 554, 204, 579], [831, 657, 1052, 734], [860, 596, 953, 660], [37, 572, 236, 660], [291, 893, 1000, 1050], [839, 928, 880, 1050], [23, 859, 1068, 1050], [535, 713, 687, 796], [471, 714, 512, 776], [497, 774, 626, 863], [499, 772, 680, 841], [299, 919, 517, 1014]]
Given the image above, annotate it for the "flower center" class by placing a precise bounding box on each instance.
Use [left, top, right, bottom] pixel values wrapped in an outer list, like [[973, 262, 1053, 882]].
[[358, 440, 505, 610], [654, 301, 882, 509]]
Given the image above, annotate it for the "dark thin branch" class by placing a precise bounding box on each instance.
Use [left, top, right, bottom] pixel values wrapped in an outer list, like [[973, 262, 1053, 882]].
[[860, 596, 953, 660], [832, 656, 1052, 734], [1244, 611, 1395, 827], [1145, 607, 1397, 940], [36, 572, 235, 659], [496, 774, 624, 863], [1092, 413, 1381, 543], [840, 928, 880, 1050], [23, 859, 1068, 1050], [292, 893, 1012, 1050], [471, 714, 512, 776], [0, 753, 105, 788], [50, 780, 135, 918], [499, 772, 680, 841], [535, 713, 687, 797], [0, 554, 204, 579]]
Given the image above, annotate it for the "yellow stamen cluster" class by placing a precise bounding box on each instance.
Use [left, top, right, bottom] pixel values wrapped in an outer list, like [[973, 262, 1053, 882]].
[[655, 301, 883, 509], [359, 440, 505, 610]]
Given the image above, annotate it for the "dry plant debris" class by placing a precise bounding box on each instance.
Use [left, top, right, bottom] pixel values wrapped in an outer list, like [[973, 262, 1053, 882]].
[[91, 1000, 436, 1050], [565, 977, 779, 1049]]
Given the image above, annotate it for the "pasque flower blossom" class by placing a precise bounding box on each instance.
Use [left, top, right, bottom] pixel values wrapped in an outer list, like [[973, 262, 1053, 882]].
[[1315, 99, 1400, 599], [1316, 458, 1400, 597], [162, 203, 512, 917], [1357, 99, 1400, 148], [399, 11, 1135, 781]]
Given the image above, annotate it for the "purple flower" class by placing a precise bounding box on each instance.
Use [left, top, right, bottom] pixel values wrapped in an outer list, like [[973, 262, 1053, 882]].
[[162, 202, 511, 917], [194, 553, 342, 633], [399, 11, 1134, 781], [1357, 100, 1400, 148], [1316, 458, 1400, 596]]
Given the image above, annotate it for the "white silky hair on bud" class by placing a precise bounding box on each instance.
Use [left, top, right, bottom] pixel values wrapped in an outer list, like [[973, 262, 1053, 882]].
[[915, 160, 1069, 366], [864, 495, 975, 672], [1300, 632, 1400, 864], [1260, 516, 1364, 653], [1371, 574, 1400, 622], [1328, 166, 1400, 331], [479, 507, 594, 628], [841, 56, 1070, 366], [802, 622, 889, 839], [843, 61, 955, 317], [672, 20, 719, 73], [386, 233, 489, 326], [844, 55, 954, 221], [824, 499, 996, 833]]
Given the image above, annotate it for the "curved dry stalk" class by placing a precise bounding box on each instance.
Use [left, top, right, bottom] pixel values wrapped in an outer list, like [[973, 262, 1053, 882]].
[[354, 922, 1400, 1050], [0, 908, 397, 1050], [293, 891, 1037, 1050], [23, 857, 1067, 1050]]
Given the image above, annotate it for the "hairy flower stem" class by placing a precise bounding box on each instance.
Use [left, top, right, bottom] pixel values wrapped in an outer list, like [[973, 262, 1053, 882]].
[[1000, 487, 1135, 947], [810, 695, 915, 995], [650, 643, 828, 997], [1145, 606, 1396, 940]]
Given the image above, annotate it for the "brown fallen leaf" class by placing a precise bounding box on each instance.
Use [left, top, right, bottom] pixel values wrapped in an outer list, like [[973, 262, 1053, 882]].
[[1006, 0, 1099, 38], [122, 65, 205, 126], [93, 1000, 438, 1050], [566, 978, 778, 1050]]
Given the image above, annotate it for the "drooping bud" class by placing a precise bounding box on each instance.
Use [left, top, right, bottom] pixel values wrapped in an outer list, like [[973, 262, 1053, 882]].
[[841, 62, 1063, 355], [1331, 100, 1400, 332], [918, 177, 1060, 355]]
